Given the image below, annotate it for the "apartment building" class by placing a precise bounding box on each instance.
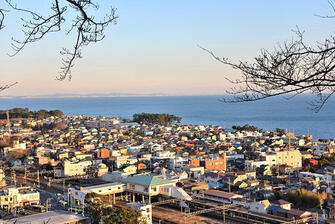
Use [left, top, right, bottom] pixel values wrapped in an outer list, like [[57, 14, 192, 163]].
[[0, 186, 40, 210], [276, 150, 302, 169]]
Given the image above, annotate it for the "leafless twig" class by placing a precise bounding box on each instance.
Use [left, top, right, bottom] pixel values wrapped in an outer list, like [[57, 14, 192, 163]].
[[0, 82, 18, 93], [4, 0, 118, 81], [200, 26, 335, 112]]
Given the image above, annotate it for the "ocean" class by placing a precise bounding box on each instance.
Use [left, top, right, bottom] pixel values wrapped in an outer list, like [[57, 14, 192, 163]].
[[0, 95, 334, 139]]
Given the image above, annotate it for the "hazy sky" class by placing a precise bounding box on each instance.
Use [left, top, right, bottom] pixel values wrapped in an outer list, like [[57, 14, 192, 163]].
[[0, 0, 333, 96]]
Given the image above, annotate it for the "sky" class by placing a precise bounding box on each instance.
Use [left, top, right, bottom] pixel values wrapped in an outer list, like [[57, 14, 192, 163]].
[[0, 0, 334, 96]]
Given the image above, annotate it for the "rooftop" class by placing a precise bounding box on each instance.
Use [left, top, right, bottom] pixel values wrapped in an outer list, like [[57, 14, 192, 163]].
[[122, 175, 173, 187], [5, 210, 87, 224], [204, 190, 243, 199]]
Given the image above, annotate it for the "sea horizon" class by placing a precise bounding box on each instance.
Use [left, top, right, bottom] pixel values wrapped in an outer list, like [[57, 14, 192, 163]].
[[0, 95, 334, 139]]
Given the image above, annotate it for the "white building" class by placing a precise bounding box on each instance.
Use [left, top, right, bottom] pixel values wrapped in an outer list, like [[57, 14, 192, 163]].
[[68, 182, 125, 210], [122, 175, 191, 203], [60, 160, 92, 177], [153, 151, 175, 160], [247, 200, 271, 214], [169, 157, 188, 169], [0, 186, 40, 210]]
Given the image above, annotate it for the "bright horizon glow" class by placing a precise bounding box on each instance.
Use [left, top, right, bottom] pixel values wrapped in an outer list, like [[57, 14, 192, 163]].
[[0, 0, 333, 96]]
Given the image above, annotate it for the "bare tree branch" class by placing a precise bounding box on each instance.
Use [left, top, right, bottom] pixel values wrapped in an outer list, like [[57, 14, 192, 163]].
[[200, 26, 335, 112], [3, 0, 118, 81], [0, 8, 8, 30], [0, 82, 18, 93], [0, 9, 4, 29], [57, 0, 118, 81]]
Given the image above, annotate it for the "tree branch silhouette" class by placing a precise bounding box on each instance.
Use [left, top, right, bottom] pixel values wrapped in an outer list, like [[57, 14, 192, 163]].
[[201, 25, 335, 112], [2, 0, 118, 81], [0, 82, 18, 93]]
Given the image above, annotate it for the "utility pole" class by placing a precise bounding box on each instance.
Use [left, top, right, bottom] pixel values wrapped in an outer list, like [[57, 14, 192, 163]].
[[46, 198, 51, 212], [82, 201, 85, 216], [228, 177, 231, 193], [11, 169, 16, 186], [288, 171, 290, 186], [5, 110, 10, 144], [24, 165, 27, 185], [180, 192, 183, 213], [37, 169, 40, 188], [63, 179, 65, 194], [222, 204, 225, 223]]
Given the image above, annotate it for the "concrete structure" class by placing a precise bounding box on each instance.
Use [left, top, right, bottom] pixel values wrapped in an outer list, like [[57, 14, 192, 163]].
[[245, 153, 277, 170], [153, 151, 176, 160], [169, 157, 188, 169], [122, 175, 175, 197], [68, 182, 125, 209], [3, 210, 88, 224], [246, 150, 302, 170], [0, 186, 39, 210], [189, 154, 226, 171], [203, 190, 243, 204], [276, 150, 302, 169], [247, 200, 271, 214], [60, 160, 92, 177]]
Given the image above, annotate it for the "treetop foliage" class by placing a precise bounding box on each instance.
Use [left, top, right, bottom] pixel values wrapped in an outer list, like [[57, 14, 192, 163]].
[[0, 108, 64, 119], [232, 124, 263, 132], [283, 189, 328, 209], [84, 194, 140, 224], [133, 112, 182, 125]]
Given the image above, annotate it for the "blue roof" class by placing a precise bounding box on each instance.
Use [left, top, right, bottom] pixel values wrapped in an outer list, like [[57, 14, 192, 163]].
[[268, 205, 281, 212], [208, 182, 223, 188]]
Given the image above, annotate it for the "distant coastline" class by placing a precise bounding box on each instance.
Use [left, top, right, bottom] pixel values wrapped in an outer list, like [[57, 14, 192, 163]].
[[0, 93, 225, 99], [0, 95, 334, 139]]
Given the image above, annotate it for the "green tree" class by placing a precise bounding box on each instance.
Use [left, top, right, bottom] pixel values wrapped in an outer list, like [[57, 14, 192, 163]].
[[84, 193, 141, 224], [133, 112, 182, 125], [232, 124, 262, 132]]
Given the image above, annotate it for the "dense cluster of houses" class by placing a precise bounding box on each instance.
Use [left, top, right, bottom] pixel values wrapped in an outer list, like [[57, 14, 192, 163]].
[[1, 114, 335, 223]]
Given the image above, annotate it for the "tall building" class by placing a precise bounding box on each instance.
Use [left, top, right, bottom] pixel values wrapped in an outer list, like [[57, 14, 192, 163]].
[[276, 150, 302, 169]]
